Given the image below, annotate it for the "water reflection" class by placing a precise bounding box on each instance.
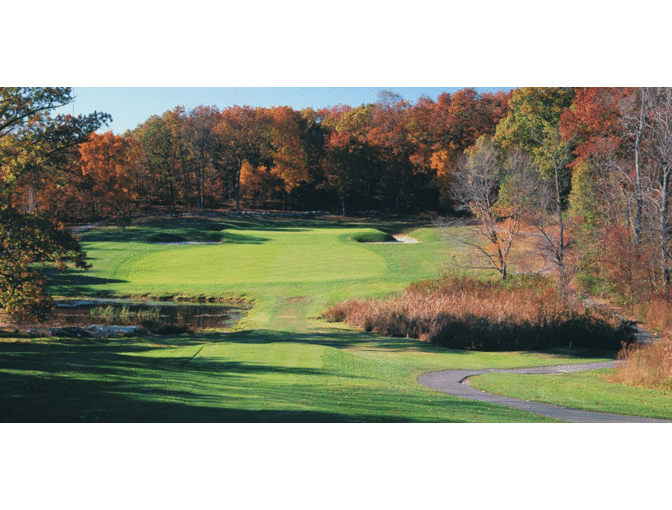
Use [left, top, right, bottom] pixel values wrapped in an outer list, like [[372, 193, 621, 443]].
[[51, 299, 246, 331]]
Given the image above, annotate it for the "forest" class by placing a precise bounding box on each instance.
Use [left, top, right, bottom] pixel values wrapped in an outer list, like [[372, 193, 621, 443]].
[[11, 88, 510, 218], [4, 86, 672, 325]]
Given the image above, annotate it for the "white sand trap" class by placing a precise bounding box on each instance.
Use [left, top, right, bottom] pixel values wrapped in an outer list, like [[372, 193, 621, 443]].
[[392, 234, 420, 244], [364, 234, 420, 244]]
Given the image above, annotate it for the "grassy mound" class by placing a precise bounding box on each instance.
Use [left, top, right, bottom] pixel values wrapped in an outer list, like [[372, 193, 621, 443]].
[[348, 229, 396, 243], [148, 232, 188, 243]]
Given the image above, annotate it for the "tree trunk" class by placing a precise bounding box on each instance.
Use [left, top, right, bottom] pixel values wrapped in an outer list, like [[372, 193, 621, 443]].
[[634, 90, 646, 244], [169, 178, 176, 213], [661, 167, 671, 286], [235, 166, 241, 210]]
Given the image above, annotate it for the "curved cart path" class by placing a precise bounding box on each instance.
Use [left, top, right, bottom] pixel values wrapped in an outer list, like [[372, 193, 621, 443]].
[[418, 361, 671, 423]]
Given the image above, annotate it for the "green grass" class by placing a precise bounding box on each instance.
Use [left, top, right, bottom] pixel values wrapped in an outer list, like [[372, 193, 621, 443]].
[[470, 370, 672, 420], [48, 216, 453, 325], [1, 331, 587, 422], [0, 215, 622, 422]]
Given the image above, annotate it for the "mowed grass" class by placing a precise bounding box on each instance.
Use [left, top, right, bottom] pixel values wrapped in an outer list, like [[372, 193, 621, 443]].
[[49, 217, 454, 325], [1, 215, 625, 422], [1, 333, 571, 422], [470, 370, 672, 420]]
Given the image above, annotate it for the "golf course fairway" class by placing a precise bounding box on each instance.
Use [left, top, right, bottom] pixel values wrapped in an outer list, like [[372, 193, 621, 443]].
[[0, 215, 637, 422]]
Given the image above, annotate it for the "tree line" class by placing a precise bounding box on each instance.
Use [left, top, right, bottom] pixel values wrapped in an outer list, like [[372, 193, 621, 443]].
[[10, 88, 511, 219]]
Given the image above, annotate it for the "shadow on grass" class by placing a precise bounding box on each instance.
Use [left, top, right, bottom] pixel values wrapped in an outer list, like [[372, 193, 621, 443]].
[[209, 327, 618, 359], [45, 271, 128, 297], [75, 214, 437, 243], [0, 335, 521, 422], [207, 327, 452, 352]]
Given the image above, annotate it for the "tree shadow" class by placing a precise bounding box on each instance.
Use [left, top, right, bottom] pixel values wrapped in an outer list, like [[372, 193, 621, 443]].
[[45, 271, 128, 297], [77, 214, 438, 238], [204, 327, 471, 355], [0, 336, 525, 423], [198, 325, 620, 360]]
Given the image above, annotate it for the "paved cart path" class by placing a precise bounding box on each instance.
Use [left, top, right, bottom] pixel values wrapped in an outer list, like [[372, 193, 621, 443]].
[[418, 361, 671, 423]]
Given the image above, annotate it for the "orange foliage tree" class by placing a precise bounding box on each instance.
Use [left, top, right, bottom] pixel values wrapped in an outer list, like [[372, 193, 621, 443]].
[[269, 106, 309, 207], [407, 88, 511, 208], [76, 131, 137, 218]]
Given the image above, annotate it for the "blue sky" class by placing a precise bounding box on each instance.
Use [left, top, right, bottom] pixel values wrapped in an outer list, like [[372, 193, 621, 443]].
[[63, 87, 512, 134]]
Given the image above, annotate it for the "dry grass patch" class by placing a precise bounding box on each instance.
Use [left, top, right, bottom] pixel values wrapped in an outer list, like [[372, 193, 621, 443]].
[[611, 340, 672, 389], [324, 273, 634, 351]]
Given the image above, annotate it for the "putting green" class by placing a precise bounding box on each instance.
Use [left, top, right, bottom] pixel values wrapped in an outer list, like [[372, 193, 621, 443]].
[[115, 228, 387, 286], [51, 220, 451, 324]]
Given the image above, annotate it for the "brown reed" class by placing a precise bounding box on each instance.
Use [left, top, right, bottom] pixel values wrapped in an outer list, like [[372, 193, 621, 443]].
[[611, 340, 672, 389], [323, 273, 633, 351]]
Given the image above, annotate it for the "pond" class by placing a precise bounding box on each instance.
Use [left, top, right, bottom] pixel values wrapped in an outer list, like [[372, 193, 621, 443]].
[[3, 299, 249, 338]]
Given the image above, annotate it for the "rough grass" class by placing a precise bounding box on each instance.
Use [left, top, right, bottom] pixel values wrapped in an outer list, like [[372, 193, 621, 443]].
[[634, 293, 672, 338], [323, 273, 634, 351], [470, 368, 672, 420], [589, 289, 672, 390], [610, 340, 672, 389], [611, 289, 672, 389]]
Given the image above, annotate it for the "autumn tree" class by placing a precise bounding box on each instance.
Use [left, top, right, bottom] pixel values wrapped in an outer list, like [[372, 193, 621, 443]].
[[0, 87, 108, 319], [76, 131, 138, 218], [131, 108, 188, 210], [496, 87, 576, 288], [239, 159, 279, 206], [294, 107, 330, 209], [562, 88, 672, 290], [368, 91, 414, 210], [268, 106, 309, 208], [216, 106, 273, 209], [448, 136, 528, 279], [183, 105, 225, 213], [406, 88, 510, 209], [639, 88, 672, 285], [323, 130, 371, 216], [618, 88, 650, 244], [559, 87, 630, 229], [0, 210, 89, 320]]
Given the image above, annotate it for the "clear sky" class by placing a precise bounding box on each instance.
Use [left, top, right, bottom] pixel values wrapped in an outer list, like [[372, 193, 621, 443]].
[[62, 87, 512, 134]]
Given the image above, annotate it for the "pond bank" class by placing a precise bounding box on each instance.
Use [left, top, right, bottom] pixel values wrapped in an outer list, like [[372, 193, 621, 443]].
[[1, 297, 249, 338]]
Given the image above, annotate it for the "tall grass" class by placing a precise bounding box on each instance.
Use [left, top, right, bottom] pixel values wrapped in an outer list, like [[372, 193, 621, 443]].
[[89, 305, 160, 323], [323, 273, 634, 351], [609, 292, 672, 389], [632, 292, 672, 338], [611, 340, 672, 389]]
